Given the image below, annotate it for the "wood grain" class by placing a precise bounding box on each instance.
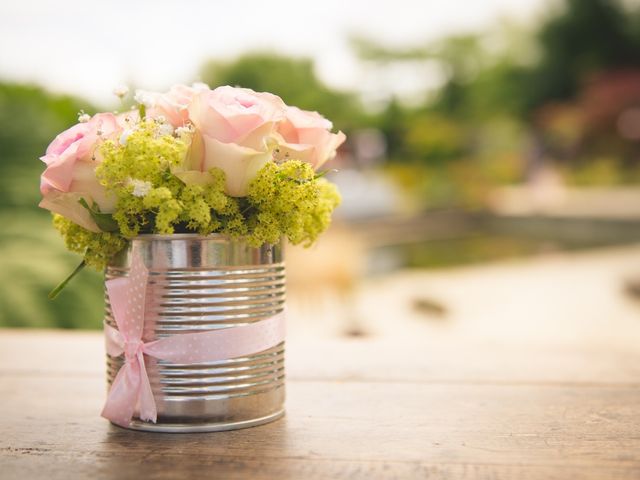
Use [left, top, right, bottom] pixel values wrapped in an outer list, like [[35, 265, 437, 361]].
[[1, 331, 639, 480], [2, 247, 640, 479]]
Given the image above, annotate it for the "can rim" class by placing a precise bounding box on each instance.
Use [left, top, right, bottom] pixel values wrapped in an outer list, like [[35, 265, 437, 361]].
[[128, 234, 283, 248], [132, 233, 231, 241]]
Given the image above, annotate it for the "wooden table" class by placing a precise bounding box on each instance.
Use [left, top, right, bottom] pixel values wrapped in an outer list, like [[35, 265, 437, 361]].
[[2, 246, 640, 479]]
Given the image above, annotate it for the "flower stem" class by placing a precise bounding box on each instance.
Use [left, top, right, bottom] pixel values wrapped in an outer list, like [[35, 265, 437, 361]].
[[48, 260, 86, 300]]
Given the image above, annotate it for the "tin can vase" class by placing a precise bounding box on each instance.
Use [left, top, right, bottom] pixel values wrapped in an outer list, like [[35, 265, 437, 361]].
[[104, 234, 286, 432]]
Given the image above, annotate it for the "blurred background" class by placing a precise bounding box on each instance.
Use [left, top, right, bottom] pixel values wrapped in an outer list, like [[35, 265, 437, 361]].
[[1, 0, 640, 342]]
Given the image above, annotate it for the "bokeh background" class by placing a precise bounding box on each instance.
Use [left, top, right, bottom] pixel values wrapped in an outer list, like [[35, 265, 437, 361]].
[[2, 0, 640, 335]]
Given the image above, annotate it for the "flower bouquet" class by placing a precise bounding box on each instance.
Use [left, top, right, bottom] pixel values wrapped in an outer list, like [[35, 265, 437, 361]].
[[39, 84, 345, 431]]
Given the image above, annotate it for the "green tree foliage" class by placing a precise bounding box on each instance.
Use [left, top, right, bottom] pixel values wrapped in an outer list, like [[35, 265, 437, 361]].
[[353, 0, 640, 184], [525, 0, 640, 111], [200, 52, 362, 130], [0, 83, 105, 328], [0, 83, 90, 208]]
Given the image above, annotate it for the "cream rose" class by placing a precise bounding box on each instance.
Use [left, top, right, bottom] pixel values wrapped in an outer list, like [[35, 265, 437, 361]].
[[176, 86, 286, 196]]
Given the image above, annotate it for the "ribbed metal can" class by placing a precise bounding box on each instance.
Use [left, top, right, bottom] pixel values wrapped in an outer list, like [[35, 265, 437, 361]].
[[104, 234, 286, 432]]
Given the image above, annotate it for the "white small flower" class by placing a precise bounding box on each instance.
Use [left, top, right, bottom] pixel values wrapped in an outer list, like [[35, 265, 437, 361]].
[[175, 124, 194, 136], [129, 179, 153, 198], [156, 123, 174, 137], [134, 89, 157, 108], [155, 115, 167, 124], [119, 129, 133, 145], [113, 85, 129, 98], [78, 111, 91, 123]]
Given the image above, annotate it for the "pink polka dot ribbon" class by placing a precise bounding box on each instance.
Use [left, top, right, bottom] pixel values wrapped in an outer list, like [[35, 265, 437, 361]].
[[100, 252, 286, 428]]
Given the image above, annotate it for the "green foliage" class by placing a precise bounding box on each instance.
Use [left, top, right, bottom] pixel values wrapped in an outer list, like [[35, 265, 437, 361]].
[[404, 115, 466, 162], [98, 120, 188, 190], [0, 83, 92, 209], [0, 83, 90, 162], [0, 83, 105, 329], [200, 52, 362, 131], [53, 215, 127, 270], [353, 0, 640, 199], [563, 156, 626, 186], [0, 211, 105, 329], [246, 161, 341, 247], [97, 120, 191, 236], [78, 198, 119, 232], [95, 121, 242, 238], [526, 0, 640, 110]]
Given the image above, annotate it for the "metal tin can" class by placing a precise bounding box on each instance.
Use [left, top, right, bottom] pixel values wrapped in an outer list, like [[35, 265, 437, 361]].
[[105, 234, 285, 432]]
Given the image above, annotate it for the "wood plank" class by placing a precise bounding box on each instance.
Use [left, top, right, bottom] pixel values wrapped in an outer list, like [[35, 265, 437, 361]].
[[2, 246, 640, 478], [2, 455, 638, 480], [1, 372, 639, 479]]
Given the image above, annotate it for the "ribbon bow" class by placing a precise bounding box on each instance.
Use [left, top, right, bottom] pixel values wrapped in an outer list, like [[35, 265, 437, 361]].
[[101, 252, 286, 428]]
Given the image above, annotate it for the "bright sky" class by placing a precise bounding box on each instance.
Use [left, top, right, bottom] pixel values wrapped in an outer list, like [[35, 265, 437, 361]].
[[0, 0, 549, 104]]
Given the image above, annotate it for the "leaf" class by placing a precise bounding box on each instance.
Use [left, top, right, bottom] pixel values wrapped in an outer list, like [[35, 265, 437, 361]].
[[277, 168, 338, 185], [314, 169, 338, 180], [48, 260, 86, 300], [78, 198, 119, 232]]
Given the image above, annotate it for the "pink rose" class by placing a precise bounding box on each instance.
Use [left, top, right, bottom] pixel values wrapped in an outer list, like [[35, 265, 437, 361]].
[[144, 83, 208, 127], [274, 106, 346, 169], [39, 113, 120, 231], [177, 86, 287, 196]]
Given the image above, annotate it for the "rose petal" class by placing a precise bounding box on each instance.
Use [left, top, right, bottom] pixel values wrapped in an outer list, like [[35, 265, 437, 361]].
[[45, 123, 87, 157], [189, 87, 286, 145], [237, 121, 278, 151], [315, 130, 346, 170], [275, 107, 346, 169], [39, 192, 100, 232], [188, 92, 237, 143], [272, 133, 315, 164], [40, 143, 82, 192], [276, 117, 300, 144], [71, 162, 116, 212], [285, 106, 333, 130], [200, 135, 272, 196]]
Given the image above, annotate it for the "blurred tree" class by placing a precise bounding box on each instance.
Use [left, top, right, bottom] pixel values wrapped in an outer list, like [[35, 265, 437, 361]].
[[524, 0, 640, 112], [351, 0, 640, 119], [428, 34, 487, 116], [352, 0, 640, 189], [200, 52, 363, 131], [404, 114, 465, 162], [0, 83, 91, 208], [0, 82, 104, 329], [374, 98, 408, 161], [0, 83, 87, 163]]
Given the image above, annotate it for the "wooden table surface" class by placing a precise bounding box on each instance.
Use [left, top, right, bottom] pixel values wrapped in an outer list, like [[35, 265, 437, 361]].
[[2, 246, 640, 479]]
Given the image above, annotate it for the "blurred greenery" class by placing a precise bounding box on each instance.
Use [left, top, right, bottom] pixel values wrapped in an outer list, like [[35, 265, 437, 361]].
[[2, 0, 640, 328], [0, 84, 104, 329], [200, 53, 365, 132], [354, 0, 640, 203]]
